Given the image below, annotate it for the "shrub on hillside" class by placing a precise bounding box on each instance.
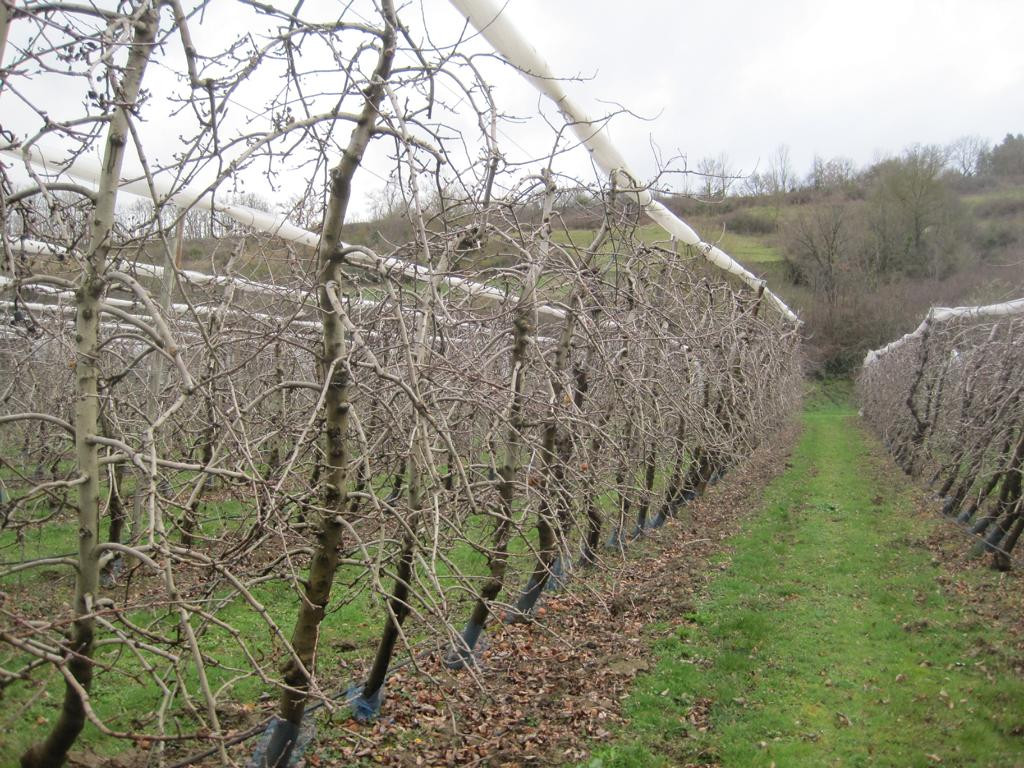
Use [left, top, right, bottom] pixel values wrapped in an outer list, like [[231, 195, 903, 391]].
[[725, 209, 777, 235]]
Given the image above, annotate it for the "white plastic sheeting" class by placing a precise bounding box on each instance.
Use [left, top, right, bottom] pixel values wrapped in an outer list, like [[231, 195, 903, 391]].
[[2, 242, 571, 345], [1, 147, 567, 323], [2, 245, 571, 345], [863, 297, 1024, 367], [4, 0, 799, 324], [10, 238, 362, 309], [448, 0, 798, 324], [0, 273, 324, 333]]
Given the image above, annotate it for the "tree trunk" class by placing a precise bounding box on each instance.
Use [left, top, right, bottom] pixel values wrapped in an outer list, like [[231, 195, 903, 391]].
[[509, 177, 590, 618], [652, 414, 688, 528], [993, 508, 1024, 571], [267, 4, 397, 764], [632, 444, 658, 536], [446, 309, 532, 668], [355, 536, 413, 717], [20, 6, 158, 766], [969, 427, 1024, 534]]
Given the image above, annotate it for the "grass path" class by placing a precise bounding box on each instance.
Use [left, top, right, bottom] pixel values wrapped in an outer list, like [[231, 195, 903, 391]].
[[590, 393, 1024, 767]]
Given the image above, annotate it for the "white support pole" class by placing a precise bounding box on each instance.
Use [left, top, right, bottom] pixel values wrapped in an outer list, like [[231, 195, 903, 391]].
[[447, 0, 798, 323], [863, 297, 1024, 367], [1, 148, 567, 323]]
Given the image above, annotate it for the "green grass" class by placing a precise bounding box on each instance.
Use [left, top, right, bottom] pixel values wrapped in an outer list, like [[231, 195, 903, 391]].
[[0, 511, 512, 760], [962, 185, 1024, 211], [550, 224, 782, 264], [0, 451, 672, 761], [696, 230, 782, 263], [588, 390, 1024, 767]]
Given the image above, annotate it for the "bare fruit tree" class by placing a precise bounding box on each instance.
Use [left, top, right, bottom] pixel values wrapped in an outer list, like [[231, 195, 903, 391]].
[[859, 300, 1024, 570], [0, 2, 802, 766]]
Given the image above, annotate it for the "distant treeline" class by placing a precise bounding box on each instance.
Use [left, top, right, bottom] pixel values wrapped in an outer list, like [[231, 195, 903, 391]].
[[652, 134, 1024, 374]]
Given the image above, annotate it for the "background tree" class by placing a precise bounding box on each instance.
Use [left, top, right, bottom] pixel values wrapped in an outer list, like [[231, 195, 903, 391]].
[[864, 144, 968, 278], [783, 198, 862, 321], [987, 133, 1024, 177], [807, 154, 858, 193], [946, 134, 991, 177], [696, 153, 735, 200], [768, 144, 794, 195], [763, 144, 794, 220]]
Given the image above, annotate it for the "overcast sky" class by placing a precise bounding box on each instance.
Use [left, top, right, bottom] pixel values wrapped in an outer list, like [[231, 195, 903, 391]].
[[433, 0, 1024, 186], [4, 0, 1023, 219]]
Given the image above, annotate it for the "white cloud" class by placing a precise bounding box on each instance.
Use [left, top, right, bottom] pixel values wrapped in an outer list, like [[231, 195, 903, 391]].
[[463, 0, 1024, 181], [4, 0, 1022, 216]]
